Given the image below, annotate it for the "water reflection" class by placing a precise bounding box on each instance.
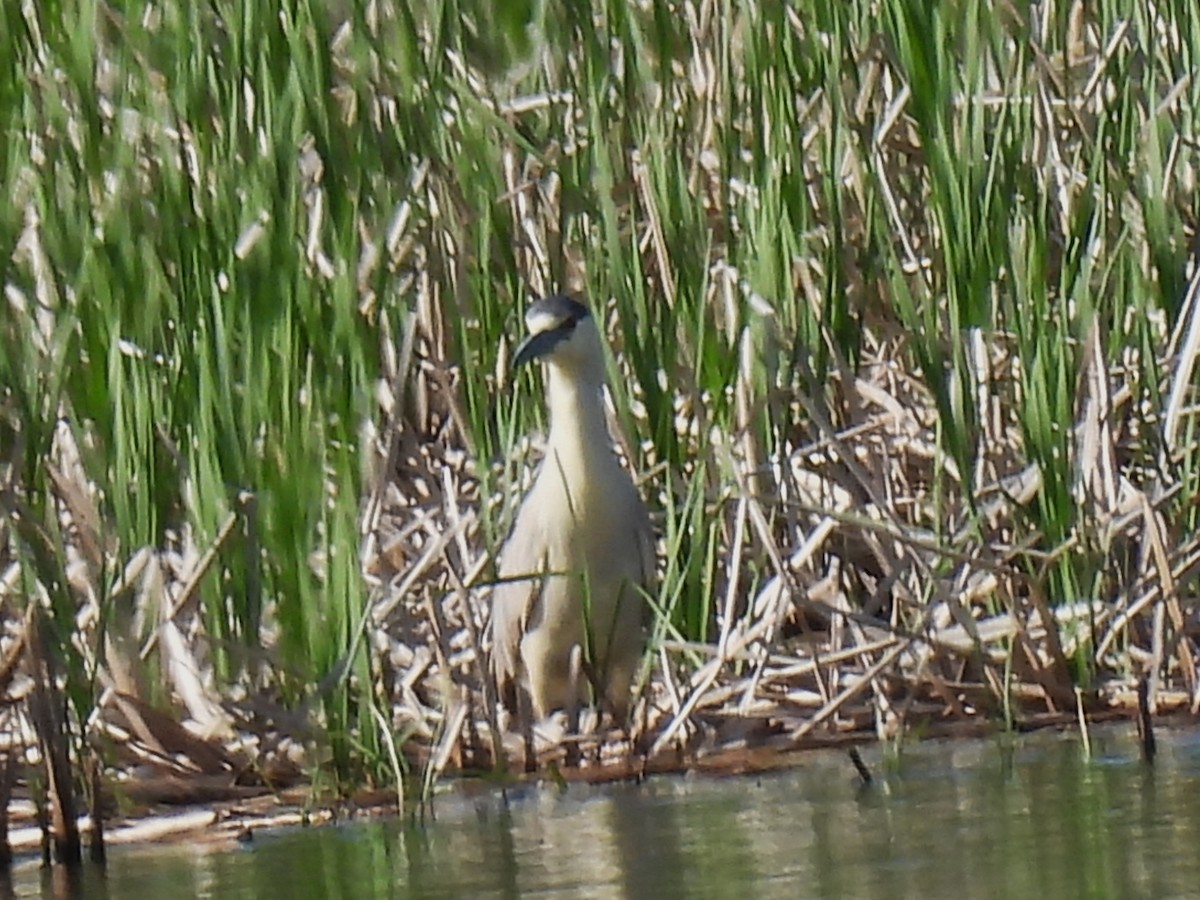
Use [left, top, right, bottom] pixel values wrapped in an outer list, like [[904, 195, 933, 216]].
[[13, 725, 1200, 898]]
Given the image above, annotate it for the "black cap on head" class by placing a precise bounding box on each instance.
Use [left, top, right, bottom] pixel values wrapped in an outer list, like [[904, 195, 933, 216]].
[[513, 295, 592, 368], [528, 294, 590, 326]]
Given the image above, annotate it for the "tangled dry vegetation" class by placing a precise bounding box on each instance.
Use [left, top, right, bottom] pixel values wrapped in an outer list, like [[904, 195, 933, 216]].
[[368, 11, 1200, 777], [375, 302, 1200, 780]]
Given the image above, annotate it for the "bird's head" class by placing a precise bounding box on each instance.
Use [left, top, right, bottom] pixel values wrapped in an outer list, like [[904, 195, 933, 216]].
[[513, 295, 605, 383]]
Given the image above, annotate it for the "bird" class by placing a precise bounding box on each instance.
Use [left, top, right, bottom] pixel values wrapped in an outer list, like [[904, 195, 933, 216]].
[[490, 294, 655, 731]]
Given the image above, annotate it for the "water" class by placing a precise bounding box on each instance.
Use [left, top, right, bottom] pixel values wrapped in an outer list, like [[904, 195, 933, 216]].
[[8, 725, 1200, 899]]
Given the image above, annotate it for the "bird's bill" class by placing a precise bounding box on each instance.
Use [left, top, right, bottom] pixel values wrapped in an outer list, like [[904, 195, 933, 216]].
[[513, 326, 570, 368]]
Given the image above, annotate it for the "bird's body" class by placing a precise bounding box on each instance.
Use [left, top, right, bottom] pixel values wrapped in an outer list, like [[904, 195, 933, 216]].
[[490, 296, 654, 723]]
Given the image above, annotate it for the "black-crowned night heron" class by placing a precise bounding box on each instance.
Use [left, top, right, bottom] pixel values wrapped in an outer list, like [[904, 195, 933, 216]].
[[490, 295, 654, 728]]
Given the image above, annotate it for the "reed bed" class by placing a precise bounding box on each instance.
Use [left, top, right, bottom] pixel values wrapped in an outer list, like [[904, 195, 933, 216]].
[[2, 0, 1200, 837]]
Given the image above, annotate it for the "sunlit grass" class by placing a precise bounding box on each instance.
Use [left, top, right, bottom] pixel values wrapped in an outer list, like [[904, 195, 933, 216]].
[[2, 0, 1198, 786]]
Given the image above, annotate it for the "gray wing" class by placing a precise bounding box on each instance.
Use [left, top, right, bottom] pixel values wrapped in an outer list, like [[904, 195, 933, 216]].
[[488, 502, 546, 712]]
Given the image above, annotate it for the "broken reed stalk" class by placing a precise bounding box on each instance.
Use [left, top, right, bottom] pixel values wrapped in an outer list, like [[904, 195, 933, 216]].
[[34, 780, 50, 867], [0, 753, 15, 868], [848, 747, 872, 787], [25, 606, 81, 865], [1137, 675, 1156, 765], [1074, 687, 1091, 760], [87, 754, 106, 864]]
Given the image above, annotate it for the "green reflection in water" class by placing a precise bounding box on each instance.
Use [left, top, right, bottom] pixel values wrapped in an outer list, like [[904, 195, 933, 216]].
[[13, 726, 1200, 899]]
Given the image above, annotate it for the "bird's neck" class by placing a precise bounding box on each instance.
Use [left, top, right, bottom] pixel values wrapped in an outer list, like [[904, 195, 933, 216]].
[[545, 366, 614, 476]]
